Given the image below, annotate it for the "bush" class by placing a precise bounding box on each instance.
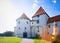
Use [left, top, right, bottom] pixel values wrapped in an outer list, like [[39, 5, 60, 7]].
[[52, 38, 60, 43], [0, 31, 14, 36], [4, 31, 14, 36]]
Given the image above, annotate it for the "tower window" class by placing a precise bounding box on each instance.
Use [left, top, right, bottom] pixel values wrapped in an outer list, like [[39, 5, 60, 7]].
[[27, 21, 28, 24], [37, 20, 39, 23], [19, 27, 20, 29], [18, 21, 20, 24], [25, 27, 26, 29]]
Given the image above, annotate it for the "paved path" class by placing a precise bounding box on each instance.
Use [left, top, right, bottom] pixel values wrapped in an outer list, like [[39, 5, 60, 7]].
[[20, 38, 34, 43]]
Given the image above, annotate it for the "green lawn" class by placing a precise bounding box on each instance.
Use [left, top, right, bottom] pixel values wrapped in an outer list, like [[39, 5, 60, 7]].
[[0, 37, 22, 43], [33, 39, 50, 43]]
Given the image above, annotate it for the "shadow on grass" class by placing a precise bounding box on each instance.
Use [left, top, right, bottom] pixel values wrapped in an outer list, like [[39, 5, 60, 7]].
[[19, 37, 40, 39]]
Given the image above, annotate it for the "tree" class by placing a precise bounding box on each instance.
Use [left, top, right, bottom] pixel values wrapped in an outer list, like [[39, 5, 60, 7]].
[[4, 31, 14, 36]]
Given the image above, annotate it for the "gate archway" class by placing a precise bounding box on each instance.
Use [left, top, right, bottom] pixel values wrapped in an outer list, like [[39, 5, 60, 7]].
[[23, 31, 27, 38]]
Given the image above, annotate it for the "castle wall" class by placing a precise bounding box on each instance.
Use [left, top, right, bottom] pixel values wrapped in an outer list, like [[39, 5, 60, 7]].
[[48, 21, 60, 34], [14, 19, 31, 37], [32, 14, 49, 27]]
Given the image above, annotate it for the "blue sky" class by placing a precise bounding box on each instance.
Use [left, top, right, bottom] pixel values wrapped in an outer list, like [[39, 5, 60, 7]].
[[0, 0, 60, 33]]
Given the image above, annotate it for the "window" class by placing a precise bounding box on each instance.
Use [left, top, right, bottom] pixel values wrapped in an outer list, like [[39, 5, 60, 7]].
[[55, 24, 57, 26], [37, 20, 39, 23], [37, 15, 39, 17], [19, 27, 20, 29], [27, 21, 28, 24], [18, 21, 20, 24], [25, 27, 26, 29], [48, 25, 50, 28], [38, 30, 39, 32], [47, 32, 49, 34], [38, 28, 39, 32], [32, 22, 33, 24]]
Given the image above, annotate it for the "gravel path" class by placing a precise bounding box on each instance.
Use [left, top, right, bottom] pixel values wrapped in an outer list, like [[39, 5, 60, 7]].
[[20, 38, 34, 43]]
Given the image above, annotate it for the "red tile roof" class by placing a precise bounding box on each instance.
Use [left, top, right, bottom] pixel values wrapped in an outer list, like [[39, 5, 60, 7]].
[[32, 7, 49, 17], [47, 15, 60, 23]]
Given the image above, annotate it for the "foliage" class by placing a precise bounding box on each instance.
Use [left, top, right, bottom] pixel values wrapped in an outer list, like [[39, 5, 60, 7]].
[[0, 31, 14, 36], [52, 38, 60, 43]]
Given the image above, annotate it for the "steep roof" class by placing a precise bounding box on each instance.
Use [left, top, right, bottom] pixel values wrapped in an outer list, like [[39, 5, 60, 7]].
[[20, 13, 30, 20], [32, 7, 49, 17], [47, 15, 60, 23]]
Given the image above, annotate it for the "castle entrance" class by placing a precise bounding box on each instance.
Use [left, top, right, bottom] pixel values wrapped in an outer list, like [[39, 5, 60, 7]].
[[23, 31, 27, 38]]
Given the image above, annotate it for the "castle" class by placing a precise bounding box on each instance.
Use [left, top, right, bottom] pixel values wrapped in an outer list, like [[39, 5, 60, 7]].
[[14, 7, 60, 38]]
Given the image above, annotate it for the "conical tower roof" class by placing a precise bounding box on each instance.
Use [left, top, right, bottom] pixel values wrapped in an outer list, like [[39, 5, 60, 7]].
[[20, 13, 30, 20], [32, 7, 49, 17]]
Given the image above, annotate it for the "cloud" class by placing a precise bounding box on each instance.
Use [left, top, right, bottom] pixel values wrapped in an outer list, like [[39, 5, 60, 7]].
[[52, 0, 56, 3], [33, 0, 38, 9], [33, 3, 38, 9], [34, 0, 38, 3]]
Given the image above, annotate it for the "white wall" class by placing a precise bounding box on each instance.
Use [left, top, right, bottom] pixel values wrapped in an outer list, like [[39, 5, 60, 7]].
[[30, 20, 39, 26], [57, 21, 60, 34], [48, 21, 60, 34], [31, 26, 39, 37], [15, 19, 31, 37], [32, 14, 49, 27], [15, 14, 49, 38], [31, 14, 49, 37]]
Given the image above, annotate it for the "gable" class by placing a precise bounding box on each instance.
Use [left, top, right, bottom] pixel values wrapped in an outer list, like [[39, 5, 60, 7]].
[[32, 7, 49, 18]]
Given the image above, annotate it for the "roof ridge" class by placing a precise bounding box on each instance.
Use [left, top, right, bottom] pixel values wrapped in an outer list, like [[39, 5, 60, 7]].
[[48, 15, 60, 23]]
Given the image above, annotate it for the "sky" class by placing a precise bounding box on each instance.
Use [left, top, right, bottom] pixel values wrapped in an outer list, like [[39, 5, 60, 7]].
[[0, 0, 60, 33]]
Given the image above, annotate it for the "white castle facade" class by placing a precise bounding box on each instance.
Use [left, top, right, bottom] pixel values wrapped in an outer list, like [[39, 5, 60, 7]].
[[14, 7, 60, 38]]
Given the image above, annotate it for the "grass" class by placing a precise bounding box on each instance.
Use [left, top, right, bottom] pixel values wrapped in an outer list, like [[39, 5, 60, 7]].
[[33, 38, 50, 43], [0, 37, 22, 43]]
